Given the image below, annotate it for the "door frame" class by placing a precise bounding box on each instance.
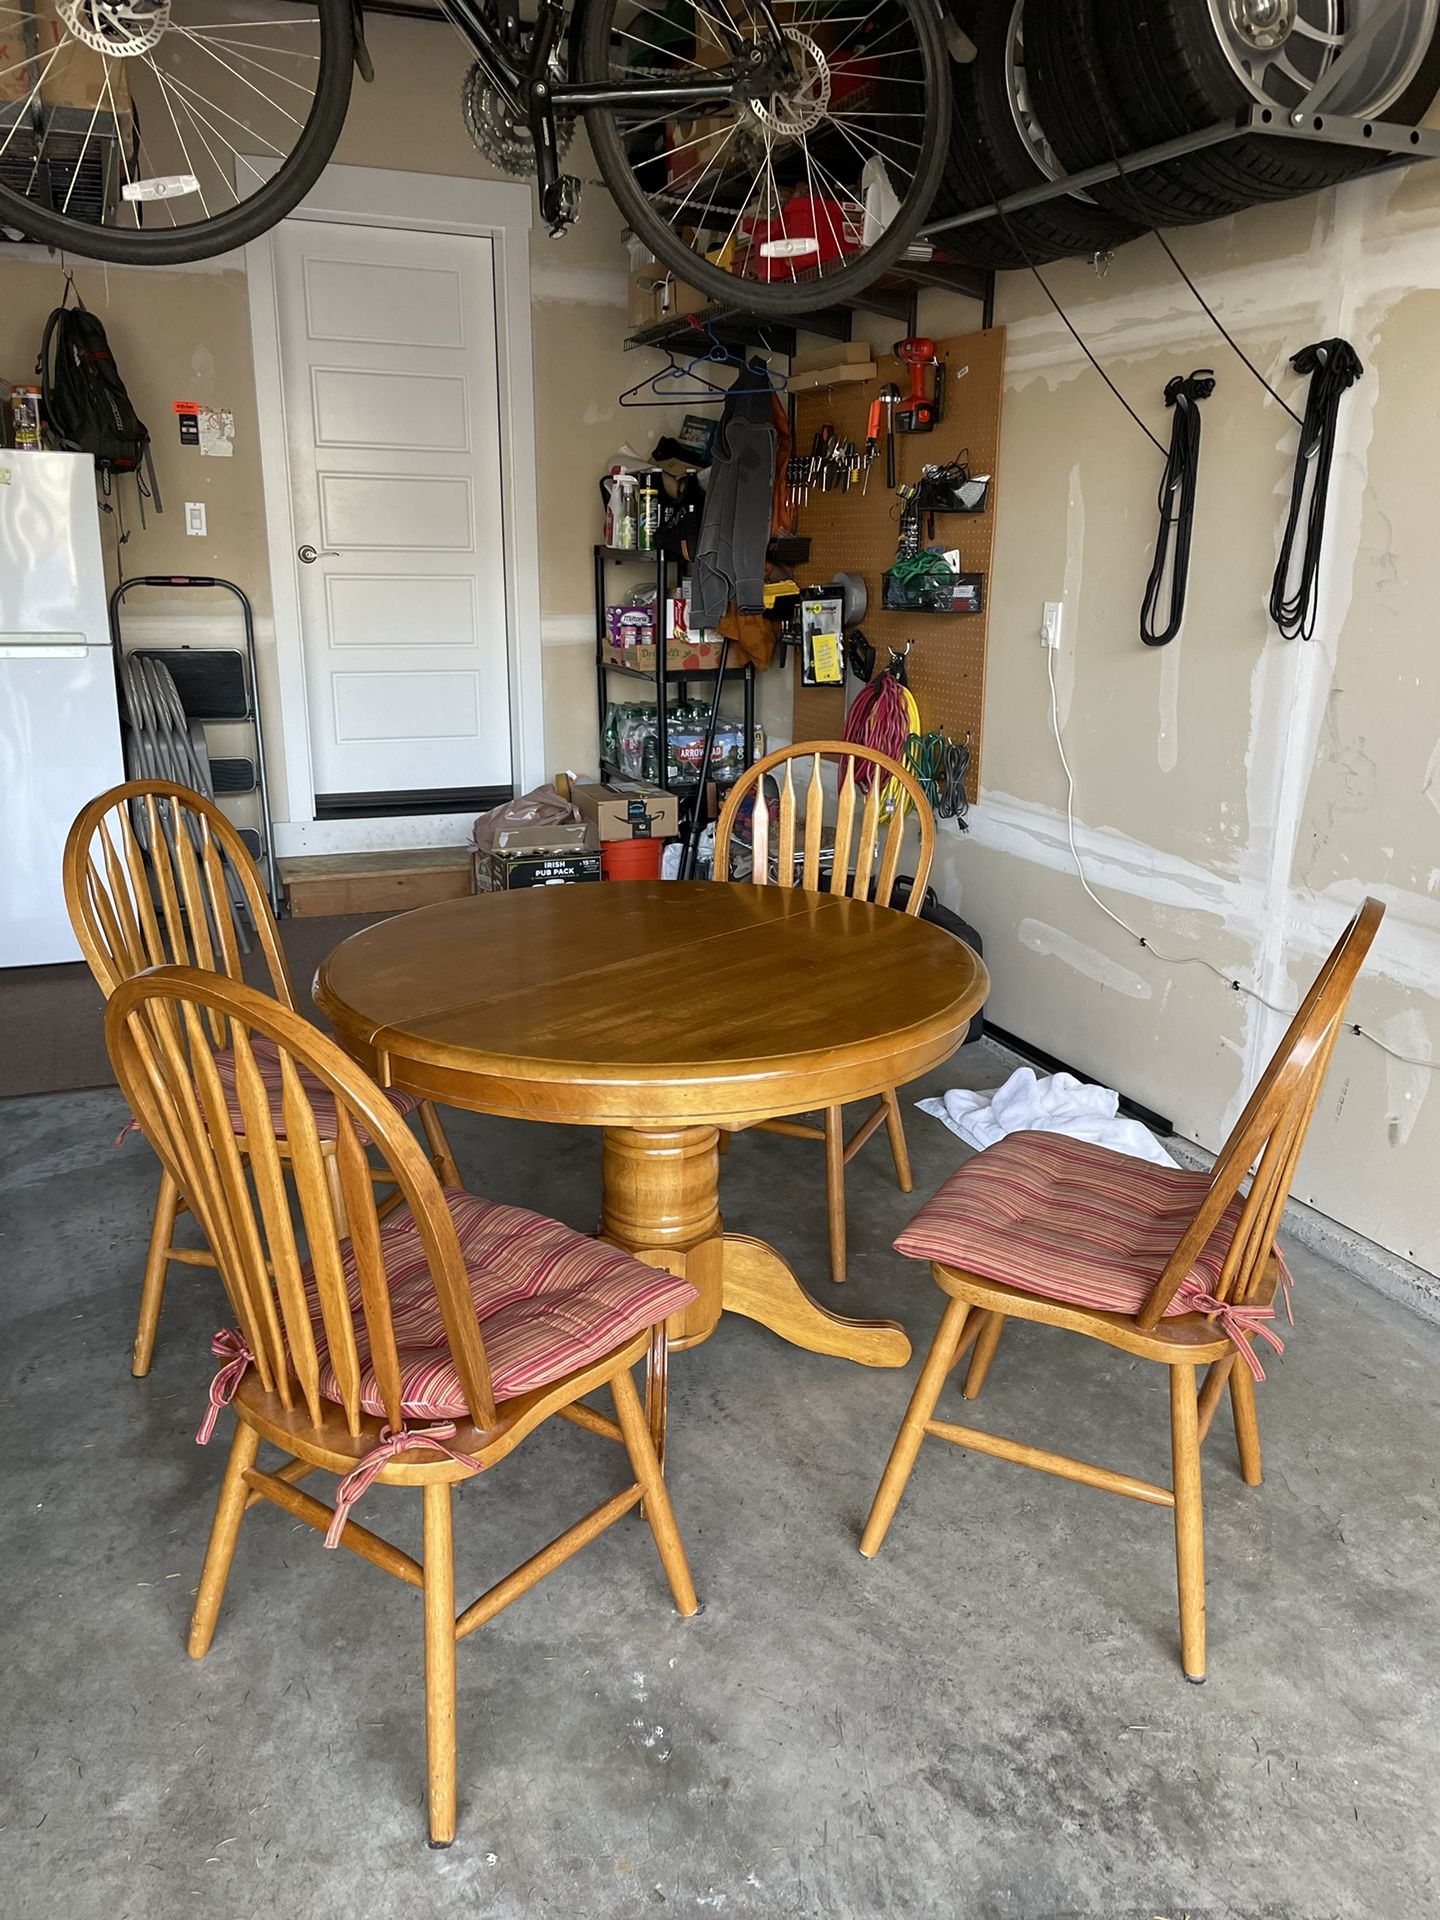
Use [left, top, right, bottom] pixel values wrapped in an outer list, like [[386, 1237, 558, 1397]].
[[246, 162, 543, 850]]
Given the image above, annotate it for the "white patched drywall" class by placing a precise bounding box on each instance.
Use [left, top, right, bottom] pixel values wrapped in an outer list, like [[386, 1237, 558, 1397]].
[[920, 171, 1440, 1288]]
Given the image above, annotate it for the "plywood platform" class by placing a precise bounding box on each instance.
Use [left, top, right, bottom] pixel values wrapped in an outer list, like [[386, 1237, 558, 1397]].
[[280, 847, 472, 918]]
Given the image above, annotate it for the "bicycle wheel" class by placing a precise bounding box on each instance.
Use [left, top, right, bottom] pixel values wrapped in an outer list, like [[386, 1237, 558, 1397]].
[[579, 0, 950, 318], [0, 0, 354, 265]]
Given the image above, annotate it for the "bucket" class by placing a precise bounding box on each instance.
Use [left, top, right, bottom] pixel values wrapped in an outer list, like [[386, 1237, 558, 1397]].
[[601, 835, 665, 882]]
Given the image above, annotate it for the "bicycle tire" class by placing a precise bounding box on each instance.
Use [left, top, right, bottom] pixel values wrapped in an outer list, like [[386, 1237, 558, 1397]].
[[578, 0, 951, 319], [0, 0, 355, 266]]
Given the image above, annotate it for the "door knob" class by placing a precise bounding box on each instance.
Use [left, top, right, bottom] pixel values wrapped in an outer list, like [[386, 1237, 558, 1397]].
[[297, 544, 337, 564]]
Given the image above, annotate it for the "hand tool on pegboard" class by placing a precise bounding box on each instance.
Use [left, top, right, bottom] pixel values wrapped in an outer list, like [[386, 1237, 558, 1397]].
[[862, 397, 881, 492], [879, 383, 900, 487], [785, 448, 807, 514], [895, 337, 944, 434]]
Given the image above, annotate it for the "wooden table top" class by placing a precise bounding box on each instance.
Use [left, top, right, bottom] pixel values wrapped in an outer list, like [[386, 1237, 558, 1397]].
[[315, 881, 988, 1128]]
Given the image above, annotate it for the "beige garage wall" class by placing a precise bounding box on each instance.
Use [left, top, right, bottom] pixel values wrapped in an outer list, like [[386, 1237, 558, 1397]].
[[917, 169, 1440, 1285], [0, 12, 670, 815]]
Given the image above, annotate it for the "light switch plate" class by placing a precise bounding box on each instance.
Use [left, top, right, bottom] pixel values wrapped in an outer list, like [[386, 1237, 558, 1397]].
[[185, 501, 207, 537]]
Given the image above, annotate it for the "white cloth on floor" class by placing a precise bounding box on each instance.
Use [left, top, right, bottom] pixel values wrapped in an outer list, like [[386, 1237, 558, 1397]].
[[917, 1067, 1177, 1168]]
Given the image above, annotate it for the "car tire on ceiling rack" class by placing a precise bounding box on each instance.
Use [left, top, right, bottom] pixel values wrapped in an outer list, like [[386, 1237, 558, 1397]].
[[1095, 0, 1440, 212], [929, 0, 1145, 269], [1024, 0, 1266, 225]]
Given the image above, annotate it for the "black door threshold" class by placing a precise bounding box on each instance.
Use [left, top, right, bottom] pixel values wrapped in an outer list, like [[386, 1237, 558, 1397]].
[[313, 786, 512, 821]]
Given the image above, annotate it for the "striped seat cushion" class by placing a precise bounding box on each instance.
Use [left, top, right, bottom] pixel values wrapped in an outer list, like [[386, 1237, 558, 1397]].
[[307, 1189, 696, 1414], [895, 1131, 1282, 1319], [215, 1033, 418, 1143]]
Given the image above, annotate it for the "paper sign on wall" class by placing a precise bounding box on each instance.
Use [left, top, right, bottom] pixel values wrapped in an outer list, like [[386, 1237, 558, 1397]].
[[198, 406, 234, 458], [172, 398, 234, 456]]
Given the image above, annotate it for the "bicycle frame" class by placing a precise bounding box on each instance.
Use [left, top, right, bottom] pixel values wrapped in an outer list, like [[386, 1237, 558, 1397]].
[[433, 0, 788, 227]]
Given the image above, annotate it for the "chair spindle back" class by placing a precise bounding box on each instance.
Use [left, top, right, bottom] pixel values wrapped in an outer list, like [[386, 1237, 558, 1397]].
[[104, 968, 499, 1436], [1138, 899, 1384, 1329], [714, 741, 935, 910], [64, 779, 293, 1010]]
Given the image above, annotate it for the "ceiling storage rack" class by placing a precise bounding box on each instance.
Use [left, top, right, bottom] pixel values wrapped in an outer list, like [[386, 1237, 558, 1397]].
[[919, 104, 1440, 246]]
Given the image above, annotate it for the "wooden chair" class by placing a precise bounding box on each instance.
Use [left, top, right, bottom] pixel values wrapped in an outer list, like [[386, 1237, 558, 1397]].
[[63, 778, 462, 1376], [860, 899, 1384, 1682], [713, 741, 938, 1286], [104, 966, 699, 1847]]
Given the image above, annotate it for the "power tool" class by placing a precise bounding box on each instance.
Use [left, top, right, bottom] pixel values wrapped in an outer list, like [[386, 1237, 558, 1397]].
[[895, 336, 944, 434]]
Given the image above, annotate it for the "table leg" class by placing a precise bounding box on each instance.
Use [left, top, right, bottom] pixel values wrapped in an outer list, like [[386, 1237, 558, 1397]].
[[600, 1126, 912, 1371]]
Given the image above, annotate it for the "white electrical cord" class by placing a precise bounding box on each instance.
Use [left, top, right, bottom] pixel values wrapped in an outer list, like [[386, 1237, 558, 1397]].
[[1044, 642, 1437, 1071]]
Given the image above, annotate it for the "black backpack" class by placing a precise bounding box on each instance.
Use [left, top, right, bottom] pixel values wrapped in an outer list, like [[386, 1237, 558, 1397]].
[[38, 290, 162, 507]]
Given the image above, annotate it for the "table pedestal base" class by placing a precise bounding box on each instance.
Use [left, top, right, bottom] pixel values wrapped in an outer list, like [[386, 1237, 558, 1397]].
[[600, 1126, 912, 1453]]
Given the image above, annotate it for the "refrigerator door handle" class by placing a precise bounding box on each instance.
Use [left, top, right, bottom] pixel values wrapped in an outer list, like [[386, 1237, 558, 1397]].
[[0, 641, 88, 658]]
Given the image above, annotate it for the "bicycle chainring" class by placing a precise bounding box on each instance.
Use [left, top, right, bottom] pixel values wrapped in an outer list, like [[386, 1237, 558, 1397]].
[[462, 56, 575, 177]]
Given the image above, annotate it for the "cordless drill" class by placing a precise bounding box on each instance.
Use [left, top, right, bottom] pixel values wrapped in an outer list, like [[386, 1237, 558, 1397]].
[[895, 336, 944, 433]]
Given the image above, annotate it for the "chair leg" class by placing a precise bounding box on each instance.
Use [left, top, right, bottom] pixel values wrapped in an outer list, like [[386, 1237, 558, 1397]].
[[422, 1482, 458, 1847], [962, 1312, 1006, 1400], [644, 1323, 669, 1475], [824, 1107, 847, 1285], [612, 1366, 699, 1617], [1169, 1362, 1207, 1683], [860, 1297, 972, 1559], [134, 1165, 184, 1377], [1229, 1365, 1263, 1487], [881, 1088, 913, 1194], [188, 1417, 261, 1658], [419, 1101, 462, 1189]]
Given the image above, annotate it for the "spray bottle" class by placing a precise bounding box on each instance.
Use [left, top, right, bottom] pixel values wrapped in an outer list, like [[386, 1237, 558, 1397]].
[[613, 470, 638, 550]]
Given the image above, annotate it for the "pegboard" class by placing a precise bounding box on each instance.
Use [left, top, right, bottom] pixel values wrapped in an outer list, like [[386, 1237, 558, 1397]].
[[789, 324, 1006, 800]]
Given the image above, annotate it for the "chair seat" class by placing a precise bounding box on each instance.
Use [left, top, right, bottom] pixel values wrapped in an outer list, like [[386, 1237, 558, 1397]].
[[215, 1033, 418, 1143], [895, 1131, 1286, 1320], [307, 1190, 696, 1416]]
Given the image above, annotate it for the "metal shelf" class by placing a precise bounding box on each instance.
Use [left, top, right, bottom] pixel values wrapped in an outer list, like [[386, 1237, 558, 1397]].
[[625, 256, 995, 359], [594, 543, 756, 799], [601, 659, 755, 683]]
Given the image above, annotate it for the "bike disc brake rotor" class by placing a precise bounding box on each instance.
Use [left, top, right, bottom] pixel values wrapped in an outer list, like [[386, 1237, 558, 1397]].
[[1208, 0, 1439, 116], [462, 50, 575, 175], [55, 0, 172, 56], [746, 29, 832, 137]]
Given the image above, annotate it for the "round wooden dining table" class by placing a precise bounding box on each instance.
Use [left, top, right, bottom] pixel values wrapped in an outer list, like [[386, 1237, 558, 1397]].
[[316, 879, 988, 1440]]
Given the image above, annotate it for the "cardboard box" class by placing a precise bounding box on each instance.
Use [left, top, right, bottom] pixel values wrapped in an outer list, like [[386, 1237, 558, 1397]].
[[789, 341, 873, 377], [620, 640, 725, 673], [473, 848, 602, 892], [490, 822, 596, 857], [0, 15, 114, 109], [627, 264, 706, 331], [787, 361, 877, 394], [573, 780, 680, 842]]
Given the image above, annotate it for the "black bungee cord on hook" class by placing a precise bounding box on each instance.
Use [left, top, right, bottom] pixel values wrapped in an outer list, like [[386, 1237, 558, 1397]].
[[1268, 338, 1364, 643], [1140, 369, 1215, 648]]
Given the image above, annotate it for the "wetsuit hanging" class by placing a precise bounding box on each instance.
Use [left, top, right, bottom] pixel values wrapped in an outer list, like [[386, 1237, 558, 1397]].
[[1140, 369, 1215, 648]]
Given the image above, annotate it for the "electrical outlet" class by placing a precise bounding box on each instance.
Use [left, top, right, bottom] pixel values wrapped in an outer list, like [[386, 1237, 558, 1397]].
[[1040, 601, 1063, 650], [185, 501, 207, 537]]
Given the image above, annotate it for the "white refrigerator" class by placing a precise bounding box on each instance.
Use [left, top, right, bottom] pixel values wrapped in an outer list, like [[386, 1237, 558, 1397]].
[[0, 452, 124, 967]]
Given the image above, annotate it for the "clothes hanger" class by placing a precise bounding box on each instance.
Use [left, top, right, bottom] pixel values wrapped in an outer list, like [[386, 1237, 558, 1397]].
[[617, 351, 730, 408]]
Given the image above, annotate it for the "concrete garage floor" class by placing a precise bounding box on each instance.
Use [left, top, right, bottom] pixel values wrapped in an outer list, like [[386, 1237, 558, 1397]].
[[2, 1040, 1438, 1919]]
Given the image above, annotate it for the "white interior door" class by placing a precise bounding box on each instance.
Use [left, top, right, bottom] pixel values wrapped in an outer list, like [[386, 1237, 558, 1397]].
[[272, 219, 512, 801]]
